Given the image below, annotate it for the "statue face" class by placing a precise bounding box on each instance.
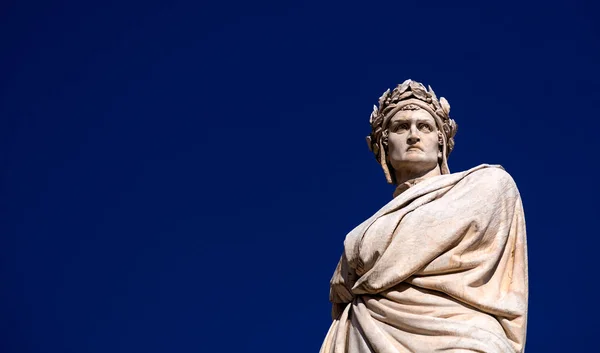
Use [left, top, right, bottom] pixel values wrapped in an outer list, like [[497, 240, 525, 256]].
[[387, 109, 440, 175]]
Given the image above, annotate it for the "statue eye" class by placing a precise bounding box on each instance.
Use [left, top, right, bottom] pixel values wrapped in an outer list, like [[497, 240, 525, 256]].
[[396, 123, 409, 131], [418, 123, 432, 132]]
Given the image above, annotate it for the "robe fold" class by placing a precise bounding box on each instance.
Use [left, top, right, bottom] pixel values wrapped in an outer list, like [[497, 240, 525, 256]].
[[321, 165, 528, 353]]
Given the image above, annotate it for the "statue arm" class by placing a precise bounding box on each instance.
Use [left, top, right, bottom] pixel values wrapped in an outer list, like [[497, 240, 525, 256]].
[[329, 253, 357, 320]]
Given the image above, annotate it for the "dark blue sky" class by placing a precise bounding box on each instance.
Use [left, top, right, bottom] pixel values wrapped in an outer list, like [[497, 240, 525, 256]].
[[1, 1, 599, 352]]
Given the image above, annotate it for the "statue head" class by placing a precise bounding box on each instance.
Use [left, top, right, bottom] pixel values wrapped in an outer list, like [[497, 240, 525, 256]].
[[366, 80, 458, 184]]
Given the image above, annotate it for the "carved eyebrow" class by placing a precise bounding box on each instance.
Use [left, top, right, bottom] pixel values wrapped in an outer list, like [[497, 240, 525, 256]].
[[390, 118, 435, 124], [390, 117, 412, 124]]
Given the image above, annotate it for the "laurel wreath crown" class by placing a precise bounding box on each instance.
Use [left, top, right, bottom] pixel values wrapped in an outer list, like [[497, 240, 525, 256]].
[[366, 79, 458, 161]]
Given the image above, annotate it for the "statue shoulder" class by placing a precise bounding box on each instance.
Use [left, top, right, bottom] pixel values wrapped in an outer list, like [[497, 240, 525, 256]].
[[461, 164, 520, 195], [471, 164, 514, 180]]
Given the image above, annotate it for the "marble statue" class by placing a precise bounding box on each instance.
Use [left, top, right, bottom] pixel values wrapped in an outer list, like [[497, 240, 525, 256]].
[[320, 80, 528, 353]]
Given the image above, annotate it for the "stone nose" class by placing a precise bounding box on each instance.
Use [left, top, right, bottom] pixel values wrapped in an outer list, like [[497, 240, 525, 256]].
[[407, 127, 420, 145]]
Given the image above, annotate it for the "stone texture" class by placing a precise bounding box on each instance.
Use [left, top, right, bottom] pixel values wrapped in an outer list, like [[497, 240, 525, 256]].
[[320, 80, 528, 353]]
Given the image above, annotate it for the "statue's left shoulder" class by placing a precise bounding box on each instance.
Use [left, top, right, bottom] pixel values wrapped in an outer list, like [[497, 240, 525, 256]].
[[464, 164, 520, 195], [466, 164, 513, 181]]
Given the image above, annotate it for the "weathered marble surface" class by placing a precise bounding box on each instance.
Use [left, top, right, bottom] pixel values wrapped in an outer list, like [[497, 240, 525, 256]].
[[320, 81, 528, 353]]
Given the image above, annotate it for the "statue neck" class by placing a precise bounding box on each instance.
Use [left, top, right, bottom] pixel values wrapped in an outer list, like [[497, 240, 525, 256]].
[[394, 165, 441, 187]]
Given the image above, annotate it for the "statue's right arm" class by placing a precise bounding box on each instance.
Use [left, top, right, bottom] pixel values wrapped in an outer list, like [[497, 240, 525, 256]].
[[329, 254, 357, 319]]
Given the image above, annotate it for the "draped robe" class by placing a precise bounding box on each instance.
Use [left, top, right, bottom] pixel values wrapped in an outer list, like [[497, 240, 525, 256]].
[[320, 165, 528, 353]]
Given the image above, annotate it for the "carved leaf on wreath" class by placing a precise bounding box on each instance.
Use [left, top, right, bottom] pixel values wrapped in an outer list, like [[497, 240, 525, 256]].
[[443, 124, 450, 136], [398, 91, 413, 101], [447, 138, 455, 153], [440, 97, 451, 116], [378, 89, 390, 108], [370, 105, 378, 124], [428, 85, 437, 101], [397, 80, 411, 94], [372, 117, 382, 130], [448, 119, 458, 138], [410, 82, 428, 101]]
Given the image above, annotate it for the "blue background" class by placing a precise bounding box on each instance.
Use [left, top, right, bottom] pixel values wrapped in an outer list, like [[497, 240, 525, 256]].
[[1, 1, 599, 352]]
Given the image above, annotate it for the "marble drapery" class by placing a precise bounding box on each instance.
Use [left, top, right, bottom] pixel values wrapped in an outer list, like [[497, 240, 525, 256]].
[[321, 165, 528, 353]]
